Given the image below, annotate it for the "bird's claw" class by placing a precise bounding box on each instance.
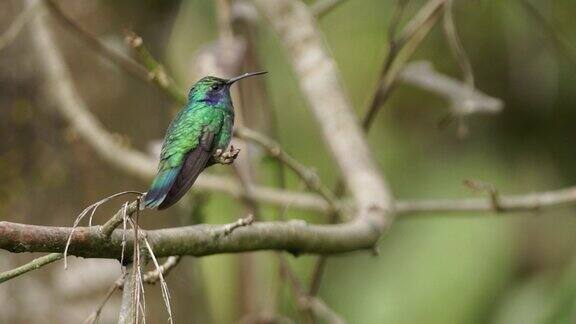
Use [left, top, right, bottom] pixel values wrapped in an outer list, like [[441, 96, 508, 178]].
[[213, 146, 241, 165]]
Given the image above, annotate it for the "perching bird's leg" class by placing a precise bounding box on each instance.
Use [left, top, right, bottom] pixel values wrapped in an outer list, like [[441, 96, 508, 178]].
[[212, 145, 241, 165]]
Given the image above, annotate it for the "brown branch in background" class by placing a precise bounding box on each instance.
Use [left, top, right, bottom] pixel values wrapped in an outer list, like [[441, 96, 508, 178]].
[[84, 278, 123, 324], [279, 256, 346, 324], [44, 0, 152, 85], [0, 0, 40, 52], [124, 32, 187, 103], [84, 256, 182, 323]]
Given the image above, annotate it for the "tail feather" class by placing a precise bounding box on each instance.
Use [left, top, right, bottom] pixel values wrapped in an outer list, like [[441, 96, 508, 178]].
[[157, 146, 211, 210], [144, 167, 181, 209]]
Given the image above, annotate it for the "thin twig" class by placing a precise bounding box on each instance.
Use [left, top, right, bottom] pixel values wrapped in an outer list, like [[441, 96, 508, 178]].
[[44, 0, 152, 84], [279, 255, 345, 324], [124, 32, 186, 102], [84, 278, 123, 324], [234, 127, 340, 212], [212, 214, 255, 239], [0, 253, 62, 284], [363, 0, 446, 130], [441, 0, 475, 136], [142, 256, 181, 284]]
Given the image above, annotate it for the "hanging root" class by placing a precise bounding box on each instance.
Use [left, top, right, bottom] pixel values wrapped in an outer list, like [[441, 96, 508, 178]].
[[127, 216, 173, 324], [64, 191, 144, 270]]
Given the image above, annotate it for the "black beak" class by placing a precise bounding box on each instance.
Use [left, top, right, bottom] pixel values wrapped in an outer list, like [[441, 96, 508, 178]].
[[226, 71, 267, 85]]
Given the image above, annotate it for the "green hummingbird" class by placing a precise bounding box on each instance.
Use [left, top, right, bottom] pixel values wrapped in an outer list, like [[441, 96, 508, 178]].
[[144, 71, 267, 210]]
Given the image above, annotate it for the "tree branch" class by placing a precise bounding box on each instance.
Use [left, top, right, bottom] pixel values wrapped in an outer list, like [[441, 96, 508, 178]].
[[253, 0, 394, 231], [2, 186, 576, 259], [395, 185, 576, 215], [0, 219, 380, 259], [400, 61, 503, 116]]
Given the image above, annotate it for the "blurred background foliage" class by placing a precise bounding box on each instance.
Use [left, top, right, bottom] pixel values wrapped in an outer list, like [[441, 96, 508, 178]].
[[2, 0, 576, 323]]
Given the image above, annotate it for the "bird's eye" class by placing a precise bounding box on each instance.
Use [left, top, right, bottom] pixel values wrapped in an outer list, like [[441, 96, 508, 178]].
[[211, 84, 221, 91]]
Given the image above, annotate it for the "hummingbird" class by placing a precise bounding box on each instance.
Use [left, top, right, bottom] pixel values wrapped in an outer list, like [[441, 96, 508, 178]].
[[144, 71, 267, 210]]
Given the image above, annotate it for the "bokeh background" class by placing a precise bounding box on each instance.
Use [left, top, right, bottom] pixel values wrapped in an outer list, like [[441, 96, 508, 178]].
[[2, 0, 576, 323]]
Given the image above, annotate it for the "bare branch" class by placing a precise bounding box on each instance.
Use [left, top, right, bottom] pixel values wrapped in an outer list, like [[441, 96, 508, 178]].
[[124, 31, 186, 102], [395, 185, 576, 215], [44, 0, 152, 86], [0, 253, 62, 284], [101, 201, 139, 240], [278, 255, 345, 323], [0, 219, 381, 258], [400, 61, 503, 116], [253, 0, 394, 230], [84, 278, 122, 324], [301, 296, 346, 324], [142, 256, 181, 284], [0, 0, 39, 52]]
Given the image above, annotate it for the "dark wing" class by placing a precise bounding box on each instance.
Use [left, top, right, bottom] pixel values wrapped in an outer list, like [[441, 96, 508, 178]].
[[156, 131, 215, 210]]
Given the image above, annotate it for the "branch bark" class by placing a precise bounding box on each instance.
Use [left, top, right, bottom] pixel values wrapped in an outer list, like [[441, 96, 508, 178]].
[[0, 219, 380, 259]]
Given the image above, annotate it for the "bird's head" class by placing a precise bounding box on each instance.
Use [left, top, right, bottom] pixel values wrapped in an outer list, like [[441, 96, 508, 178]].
[[187, 71, 267, 107]]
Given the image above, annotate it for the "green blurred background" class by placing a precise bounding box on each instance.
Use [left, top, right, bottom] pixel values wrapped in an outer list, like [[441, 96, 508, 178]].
[[2, 0, 576, 323]]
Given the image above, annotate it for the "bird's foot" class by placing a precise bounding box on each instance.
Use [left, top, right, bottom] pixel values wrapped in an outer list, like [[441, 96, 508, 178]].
[[213, 145, 241, 165]]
